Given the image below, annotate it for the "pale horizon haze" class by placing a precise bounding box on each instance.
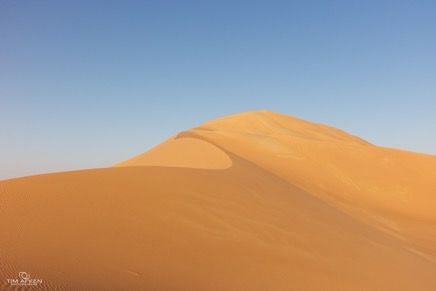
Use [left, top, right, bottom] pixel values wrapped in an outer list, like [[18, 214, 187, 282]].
[[1, 0, 435, 180]]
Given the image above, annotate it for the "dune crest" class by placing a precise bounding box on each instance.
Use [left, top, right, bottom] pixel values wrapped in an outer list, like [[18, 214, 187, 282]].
[[114, 136, 232, 169], [1, 110, 436, 290], [197, 110, 372, 145]]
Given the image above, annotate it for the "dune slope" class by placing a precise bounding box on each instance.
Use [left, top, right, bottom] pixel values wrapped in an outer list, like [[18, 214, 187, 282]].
[[1, 110, 436, 290]]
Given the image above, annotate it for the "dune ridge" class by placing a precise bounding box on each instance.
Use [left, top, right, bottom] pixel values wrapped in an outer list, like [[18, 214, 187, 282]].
[[1, 110, 436, 290]]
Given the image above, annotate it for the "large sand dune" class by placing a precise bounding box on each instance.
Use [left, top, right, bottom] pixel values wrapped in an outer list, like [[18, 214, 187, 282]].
[[1, 110, 436, 290]]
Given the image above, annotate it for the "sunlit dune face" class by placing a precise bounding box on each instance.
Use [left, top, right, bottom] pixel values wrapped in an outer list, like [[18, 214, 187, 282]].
[[114, 137, 232, 169]]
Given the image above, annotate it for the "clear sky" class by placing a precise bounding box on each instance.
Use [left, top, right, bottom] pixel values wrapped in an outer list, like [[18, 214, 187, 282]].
[[1, 0, 435, 180]]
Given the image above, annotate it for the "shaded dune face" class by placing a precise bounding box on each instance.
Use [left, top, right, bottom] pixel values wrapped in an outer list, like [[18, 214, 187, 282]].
[[1, 110, 436, 290], [184, 111, 436, 258]]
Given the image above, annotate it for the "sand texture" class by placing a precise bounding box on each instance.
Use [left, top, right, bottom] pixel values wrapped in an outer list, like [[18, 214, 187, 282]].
[[1, 110, 436, 290]]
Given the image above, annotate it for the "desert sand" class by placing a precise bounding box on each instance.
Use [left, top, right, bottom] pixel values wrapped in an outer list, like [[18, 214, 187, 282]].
[[1, 110, 436, 290]]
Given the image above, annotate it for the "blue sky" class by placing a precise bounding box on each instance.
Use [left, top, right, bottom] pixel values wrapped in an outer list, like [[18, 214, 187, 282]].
[[1, 0, 435, 179]]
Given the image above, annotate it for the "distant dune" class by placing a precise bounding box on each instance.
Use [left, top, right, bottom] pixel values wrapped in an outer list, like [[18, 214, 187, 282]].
[[1, 110, 436, 290]]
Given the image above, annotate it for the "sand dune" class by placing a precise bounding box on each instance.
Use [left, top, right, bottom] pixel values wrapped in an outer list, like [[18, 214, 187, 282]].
[[1, 110, 436, 290]]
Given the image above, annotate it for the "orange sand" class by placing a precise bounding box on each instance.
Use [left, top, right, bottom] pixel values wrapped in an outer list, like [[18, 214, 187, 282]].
[[1, 110, 436, 290]]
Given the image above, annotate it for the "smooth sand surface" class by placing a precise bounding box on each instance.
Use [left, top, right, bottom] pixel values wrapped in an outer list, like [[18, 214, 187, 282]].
[[1, 110, 436, 290]]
